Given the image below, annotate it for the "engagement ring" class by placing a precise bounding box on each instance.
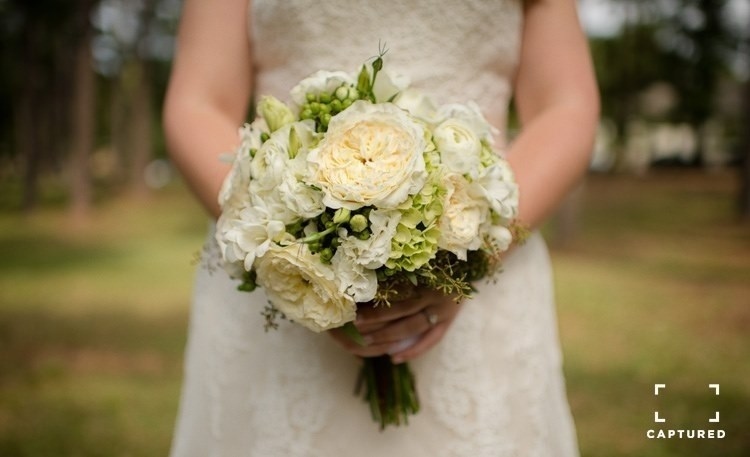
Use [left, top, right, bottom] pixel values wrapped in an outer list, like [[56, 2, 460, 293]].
[[422, 309, 439, 328]]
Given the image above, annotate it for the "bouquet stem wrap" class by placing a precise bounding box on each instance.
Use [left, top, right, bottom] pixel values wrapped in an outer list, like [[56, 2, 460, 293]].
[[358, 356, 419, 429]]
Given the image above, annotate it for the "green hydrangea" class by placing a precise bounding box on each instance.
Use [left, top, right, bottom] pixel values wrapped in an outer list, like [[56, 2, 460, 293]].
[[385, 168, 445, 272]]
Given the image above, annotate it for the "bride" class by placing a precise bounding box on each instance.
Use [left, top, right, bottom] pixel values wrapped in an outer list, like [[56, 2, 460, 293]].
[[163, 0, 598, 455]]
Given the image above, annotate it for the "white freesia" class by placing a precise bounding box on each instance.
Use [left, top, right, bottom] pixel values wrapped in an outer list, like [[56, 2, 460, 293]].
[[394, 88, 439, 124], [331, 249, 378, 303], [433, 118, 482, 176], [307, 100, 427, 210], [437, 173, 489, 260], [338, 208, 402, 269], [215, 204, 288, 272], [373, 71, 409, 103], [255, 243, 356, 332], [290, 70, 355, 107]]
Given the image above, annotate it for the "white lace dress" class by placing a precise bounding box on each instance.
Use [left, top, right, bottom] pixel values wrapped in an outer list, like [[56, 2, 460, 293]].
[[169, 1, 579, 456]]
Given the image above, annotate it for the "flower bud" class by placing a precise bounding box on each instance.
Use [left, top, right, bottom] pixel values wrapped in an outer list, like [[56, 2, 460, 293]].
[[330, 99, 342, 113], [260, 132, 270, 143], [356, 229, 371, 241], [319, 92, 332, 103], [258, 96, 295, 133], [288, 126, 301, 159], [319, 247, 334, 264], [335, 86, 349, 101], [320, 113, 332, 127], [357, 65, 371, 95], [332, 208, 351, 225], [306, 93, 317, 103], [349, 214, 368, 233]]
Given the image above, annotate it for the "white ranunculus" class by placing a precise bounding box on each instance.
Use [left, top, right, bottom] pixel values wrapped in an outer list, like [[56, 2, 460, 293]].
[[255, 244, 356, 332], [290, 70, 355, 107], [249, 124, 294, 190], [307, 101, 428, 210], [487, 225, 513, 252], [337, 208, 402, 269], [433, 118, 483, 176], [218, 121, 265, 208], [438, 173, 489, 260], [475, 162, 519, 223], [436, 101, 496, 142], [331, 249, 378, 303], [394, 88, 439, 124]]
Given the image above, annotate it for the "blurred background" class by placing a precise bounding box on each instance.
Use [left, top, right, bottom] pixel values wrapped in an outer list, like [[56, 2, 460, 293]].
[[0, 0, 748, 456]]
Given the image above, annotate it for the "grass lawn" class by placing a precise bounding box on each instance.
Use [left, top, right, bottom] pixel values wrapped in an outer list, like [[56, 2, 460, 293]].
[[1, 168, 748, 456]]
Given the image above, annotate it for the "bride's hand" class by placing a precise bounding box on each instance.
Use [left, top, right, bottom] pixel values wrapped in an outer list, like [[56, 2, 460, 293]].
[[328, 288, 463, 364]]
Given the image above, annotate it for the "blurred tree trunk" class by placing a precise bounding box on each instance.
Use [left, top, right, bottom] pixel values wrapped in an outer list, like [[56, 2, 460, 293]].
[[740, 80, 750, 221], [69, 0, 96, 220], [17, 17, 43, 211], [128, 60, 154, 197]]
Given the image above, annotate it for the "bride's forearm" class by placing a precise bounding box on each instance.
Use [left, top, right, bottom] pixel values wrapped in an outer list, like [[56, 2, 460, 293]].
[[163, 103, 242, 219], [506, 101, 597, 230]]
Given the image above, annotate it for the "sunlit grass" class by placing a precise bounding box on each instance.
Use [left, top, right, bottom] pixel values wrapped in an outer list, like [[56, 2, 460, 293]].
[[0, 169, 748, 456], [552, 169, 750, 457]]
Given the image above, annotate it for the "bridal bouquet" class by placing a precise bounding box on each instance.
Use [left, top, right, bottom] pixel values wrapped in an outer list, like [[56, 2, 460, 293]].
[[215, 53, 523, 429]]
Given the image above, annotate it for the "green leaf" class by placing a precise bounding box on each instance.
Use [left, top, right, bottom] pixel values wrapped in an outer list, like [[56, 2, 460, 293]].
[[341, 321, 365, 346]]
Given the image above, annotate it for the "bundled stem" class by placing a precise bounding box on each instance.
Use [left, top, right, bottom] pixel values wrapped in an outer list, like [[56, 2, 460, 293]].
[[357, 356, 419, 430]]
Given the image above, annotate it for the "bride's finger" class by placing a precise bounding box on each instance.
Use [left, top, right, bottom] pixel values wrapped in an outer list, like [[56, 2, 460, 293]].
[[390, 323, 449, 364], [355, 296, 429, 326], [360, 310, 434, 345]]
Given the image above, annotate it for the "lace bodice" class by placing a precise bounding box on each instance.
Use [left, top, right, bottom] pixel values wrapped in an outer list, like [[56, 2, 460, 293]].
[[251, 0, 522, 139]]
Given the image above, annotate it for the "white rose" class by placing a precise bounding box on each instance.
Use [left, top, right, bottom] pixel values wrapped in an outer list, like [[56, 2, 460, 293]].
[[438, 173, 489, 260], [475, 162, 519, 223], [337, 208, 402, 269], [255, 244, 356, 332], [290, 70, 355, 107], [307, 101, 428, 210], [433, 118, 482, 176]]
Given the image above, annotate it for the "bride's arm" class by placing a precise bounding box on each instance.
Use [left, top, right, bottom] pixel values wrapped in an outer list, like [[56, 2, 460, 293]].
[[163, 0, 253, 218], [508, 0, 600, 229], [332, 0, 599, 362]]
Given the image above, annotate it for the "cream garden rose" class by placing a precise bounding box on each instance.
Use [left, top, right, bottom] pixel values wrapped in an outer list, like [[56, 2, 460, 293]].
[[437, 173, 489, 260], [307, 101, 428, 210], [254, 243, 356, 332]]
